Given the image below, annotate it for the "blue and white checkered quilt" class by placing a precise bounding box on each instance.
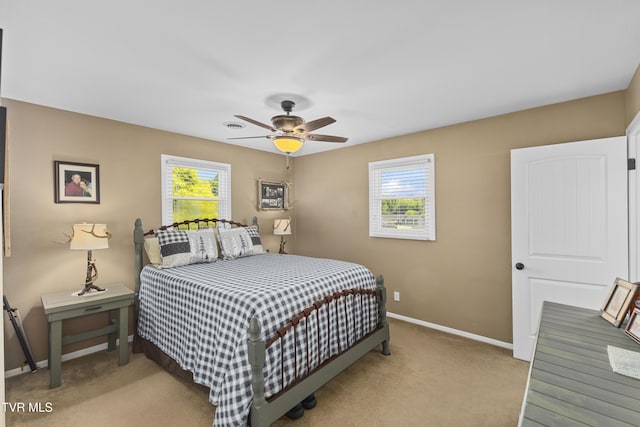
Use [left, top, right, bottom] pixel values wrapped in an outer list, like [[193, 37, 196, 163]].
[[137, 253, 377, 426]]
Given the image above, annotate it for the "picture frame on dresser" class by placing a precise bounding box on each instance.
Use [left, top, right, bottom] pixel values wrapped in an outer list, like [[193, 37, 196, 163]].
[[54, 161, 100, 204], [257, 179, 287, 210], [600, 278, 639, 327], [625, 308, 640, 344]]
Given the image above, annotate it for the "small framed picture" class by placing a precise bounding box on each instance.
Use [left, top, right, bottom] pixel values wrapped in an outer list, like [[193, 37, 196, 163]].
[[625, 308, 640, 344], [601, 278, 639, 327], [258, 180, 288, 210], [54, 161, 100, 204]]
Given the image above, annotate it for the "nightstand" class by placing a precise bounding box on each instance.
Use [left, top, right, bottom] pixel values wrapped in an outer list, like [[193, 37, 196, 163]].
[[41, 283, 134, 388]]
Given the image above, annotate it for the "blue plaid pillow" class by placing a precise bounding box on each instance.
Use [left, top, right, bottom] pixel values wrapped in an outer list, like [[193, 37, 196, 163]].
[[156, 230, 191, 268], [244, 225, 264, 254], [155, 228, 219, 268]]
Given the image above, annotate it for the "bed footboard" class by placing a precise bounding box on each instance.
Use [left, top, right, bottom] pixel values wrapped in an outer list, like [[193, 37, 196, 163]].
[[247, 274, 391, 426]]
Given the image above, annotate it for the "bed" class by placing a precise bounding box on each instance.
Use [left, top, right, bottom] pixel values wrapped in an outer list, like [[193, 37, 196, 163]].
[[132, 217, 391, 427]]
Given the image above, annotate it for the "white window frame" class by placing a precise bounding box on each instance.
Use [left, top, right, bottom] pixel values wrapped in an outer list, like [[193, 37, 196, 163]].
[[369, 153, 435, 241], [161, 154, 231, 225]]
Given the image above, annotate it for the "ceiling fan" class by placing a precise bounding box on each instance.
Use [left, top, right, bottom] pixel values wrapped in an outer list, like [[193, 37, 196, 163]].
[[230, 100, 348, 154]]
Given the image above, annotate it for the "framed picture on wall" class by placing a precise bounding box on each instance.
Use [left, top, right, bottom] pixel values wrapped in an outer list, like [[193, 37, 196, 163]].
[[258, 179, 287, 210], [601, 278, 639, 327], [54, 161, 100, 204]]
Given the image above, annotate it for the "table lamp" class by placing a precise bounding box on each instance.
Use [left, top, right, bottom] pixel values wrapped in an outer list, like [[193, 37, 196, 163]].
[[69, 223, 110, 296], [273, 218, 291, 254]]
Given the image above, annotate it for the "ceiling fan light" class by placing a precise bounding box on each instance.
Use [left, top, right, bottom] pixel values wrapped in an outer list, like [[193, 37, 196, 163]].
[[273, 136, 304, 154]]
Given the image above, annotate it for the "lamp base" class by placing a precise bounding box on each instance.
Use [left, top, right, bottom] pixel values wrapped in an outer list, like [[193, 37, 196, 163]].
[[78, 249, 105, 296], [279, 236, 288, 254], [77, 283, 105, 296]]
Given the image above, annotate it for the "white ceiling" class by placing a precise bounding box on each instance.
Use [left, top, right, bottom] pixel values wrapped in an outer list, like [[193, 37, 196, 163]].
[[1, 1, 639, 156]]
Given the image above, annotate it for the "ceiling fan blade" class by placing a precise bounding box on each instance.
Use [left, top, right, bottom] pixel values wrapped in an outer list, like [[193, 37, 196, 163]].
[[305, 133, 348, 143], [227, 135, 271, 140], [294, 116, 336, 133], [234, 115, 277, 132]]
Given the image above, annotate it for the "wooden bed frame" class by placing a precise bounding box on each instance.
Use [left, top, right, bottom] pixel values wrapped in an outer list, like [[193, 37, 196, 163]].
[[132, 217, 391, 426]]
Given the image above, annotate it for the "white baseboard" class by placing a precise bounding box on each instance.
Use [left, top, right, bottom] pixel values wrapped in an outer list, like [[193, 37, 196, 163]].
[[5, 335, 134, 379], [6, 316, 512, 377], [387, 312, 513, 350]]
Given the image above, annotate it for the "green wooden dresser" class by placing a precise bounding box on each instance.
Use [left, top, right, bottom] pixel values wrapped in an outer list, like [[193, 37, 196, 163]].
[[519, 301, 640, 426]]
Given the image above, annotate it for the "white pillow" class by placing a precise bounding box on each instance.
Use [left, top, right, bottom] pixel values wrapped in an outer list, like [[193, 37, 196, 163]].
[[186, 229, 218, 263], [218, 227, 254, 260]]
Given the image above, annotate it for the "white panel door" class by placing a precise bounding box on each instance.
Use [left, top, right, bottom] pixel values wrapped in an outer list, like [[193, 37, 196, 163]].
[[511, 136, 628, 361]]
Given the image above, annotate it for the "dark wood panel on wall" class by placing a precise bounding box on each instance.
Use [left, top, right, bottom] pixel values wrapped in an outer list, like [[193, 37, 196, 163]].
[[0, 104, 8, 257], [0, 27, 9, 256], [0, 106, 5, 185], [0, 27, 4, 183], [1, 28, 5, 183]]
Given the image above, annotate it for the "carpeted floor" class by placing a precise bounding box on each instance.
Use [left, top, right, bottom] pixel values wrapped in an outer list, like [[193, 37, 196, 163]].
[[5, 318, 529, 426]]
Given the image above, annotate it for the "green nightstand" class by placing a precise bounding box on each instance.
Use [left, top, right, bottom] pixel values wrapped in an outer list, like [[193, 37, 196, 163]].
[[41, 283, 134, 388]]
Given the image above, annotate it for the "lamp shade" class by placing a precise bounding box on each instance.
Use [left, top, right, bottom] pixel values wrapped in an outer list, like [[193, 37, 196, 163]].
[[273, 219, 291, 236], [273, 136, 304, 154], [69, 223, 110, 250]]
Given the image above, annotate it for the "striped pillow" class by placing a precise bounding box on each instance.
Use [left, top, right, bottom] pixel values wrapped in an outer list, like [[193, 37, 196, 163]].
[[156, 230, 191, 268], [156, 228, 218, 268]]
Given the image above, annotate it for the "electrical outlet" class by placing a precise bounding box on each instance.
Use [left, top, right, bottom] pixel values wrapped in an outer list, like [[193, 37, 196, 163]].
[[393, 291, 400, 301]]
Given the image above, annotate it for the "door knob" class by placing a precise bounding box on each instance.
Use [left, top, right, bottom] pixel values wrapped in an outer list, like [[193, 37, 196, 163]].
[[515, 263, 525, 270]]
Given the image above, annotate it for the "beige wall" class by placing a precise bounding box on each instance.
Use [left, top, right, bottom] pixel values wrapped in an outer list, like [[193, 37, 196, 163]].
[[628, 63, 640, 124], [1, 87, 632, 370], [1, 99, 295, 370], [294, 91, 627, 343]]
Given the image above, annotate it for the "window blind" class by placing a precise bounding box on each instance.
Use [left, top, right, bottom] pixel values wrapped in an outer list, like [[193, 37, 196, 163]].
[[161, 154, 231, 225], [369, 154, 435, 240]]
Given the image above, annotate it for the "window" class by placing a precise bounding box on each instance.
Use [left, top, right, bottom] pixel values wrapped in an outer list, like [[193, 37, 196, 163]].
[[369, 154, 435, 240], [161, 154, 231, 225]]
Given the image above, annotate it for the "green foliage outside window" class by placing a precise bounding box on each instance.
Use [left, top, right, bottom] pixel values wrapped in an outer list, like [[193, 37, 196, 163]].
[[172, 200, 220, 223], [381, 198, 425, 229], [171, 167, 220, 222], [381, 198, 425, 215], [173, 168, 218, 197]]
